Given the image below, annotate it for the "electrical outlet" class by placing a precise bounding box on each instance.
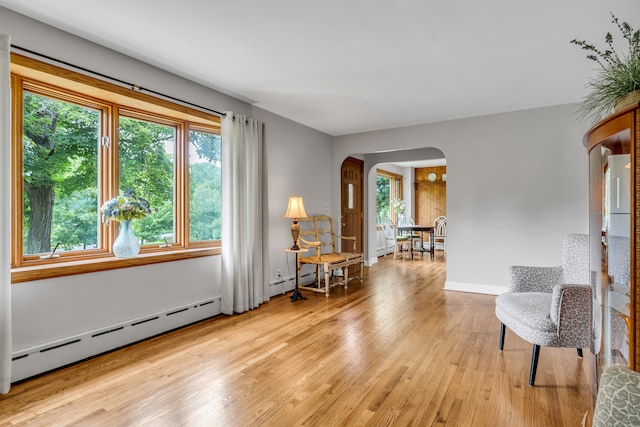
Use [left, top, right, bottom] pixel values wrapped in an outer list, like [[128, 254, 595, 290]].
[[277, 269, 282, 279]]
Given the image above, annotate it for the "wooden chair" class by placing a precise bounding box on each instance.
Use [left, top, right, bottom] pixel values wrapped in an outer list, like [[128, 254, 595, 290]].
[[297, 215, 363, 297], [314, 215, 364, 281]]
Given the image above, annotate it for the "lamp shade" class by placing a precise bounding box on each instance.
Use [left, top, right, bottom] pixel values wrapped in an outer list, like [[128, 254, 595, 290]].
[[285, 195, 307, 219]]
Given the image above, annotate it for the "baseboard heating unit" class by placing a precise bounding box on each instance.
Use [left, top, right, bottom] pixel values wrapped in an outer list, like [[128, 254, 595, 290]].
[[11, 297, 222, 382]]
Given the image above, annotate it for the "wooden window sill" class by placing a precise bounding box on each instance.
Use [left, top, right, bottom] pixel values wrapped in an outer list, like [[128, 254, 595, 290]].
[[11, 247, 221, 284]]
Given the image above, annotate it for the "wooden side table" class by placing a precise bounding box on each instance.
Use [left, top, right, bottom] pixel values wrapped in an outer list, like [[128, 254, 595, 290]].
[[285, 247, 309, 302]]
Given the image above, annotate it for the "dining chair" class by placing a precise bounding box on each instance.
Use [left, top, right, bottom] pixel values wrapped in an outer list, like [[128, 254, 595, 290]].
[[381, 221, 411, 259], [398, 217, 422, 258], [433, 216, 446, 251]]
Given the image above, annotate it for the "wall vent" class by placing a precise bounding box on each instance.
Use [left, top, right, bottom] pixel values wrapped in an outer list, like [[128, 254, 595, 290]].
[[131, 316, 159, 327], [167, 307, 189, 316], [40, 339, 81, 353], [91, 326, 124, 338]]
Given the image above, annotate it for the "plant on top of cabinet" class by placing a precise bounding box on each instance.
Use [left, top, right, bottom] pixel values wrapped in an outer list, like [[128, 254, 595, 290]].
[[571, 13, 640, 122]]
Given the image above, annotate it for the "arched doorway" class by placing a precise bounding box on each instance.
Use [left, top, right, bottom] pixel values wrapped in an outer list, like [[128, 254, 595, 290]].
[[362, 147, 446, 265]]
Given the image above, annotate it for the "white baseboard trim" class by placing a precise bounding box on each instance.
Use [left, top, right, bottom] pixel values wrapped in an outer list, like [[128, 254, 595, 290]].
[[365, 257, 378, 267], [444, 281, 507, 296]]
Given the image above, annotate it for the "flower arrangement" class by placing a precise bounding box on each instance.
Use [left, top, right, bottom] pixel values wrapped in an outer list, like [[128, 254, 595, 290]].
[[570, 13, 640, 121], [393, 199, 406, 215], [100, 189, 151, 223]]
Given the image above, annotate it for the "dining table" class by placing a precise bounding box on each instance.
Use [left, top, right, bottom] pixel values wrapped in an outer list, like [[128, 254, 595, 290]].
[[395, 224, 435, 259]]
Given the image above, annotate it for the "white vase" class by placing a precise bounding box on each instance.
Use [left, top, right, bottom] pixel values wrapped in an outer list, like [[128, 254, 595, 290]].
[[112, 220, 140, 258]]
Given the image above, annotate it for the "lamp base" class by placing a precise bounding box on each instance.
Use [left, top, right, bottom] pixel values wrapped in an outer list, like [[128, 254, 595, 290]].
[[290, 220, 300, 251], [290, 288, 307, 302]]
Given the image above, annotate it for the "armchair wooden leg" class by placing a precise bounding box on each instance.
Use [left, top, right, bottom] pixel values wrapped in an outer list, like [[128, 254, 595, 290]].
[[323, 263, 330, 298], [577, 348, 583, 358], [499, 323, 506, 351], [529, 344, 540, 386]]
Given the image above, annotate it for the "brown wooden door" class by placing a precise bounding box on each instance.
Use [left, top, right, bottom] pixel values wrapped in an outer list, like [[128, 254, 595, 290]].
[[414, 166, 446, 226], [341, 157, 364, 253]]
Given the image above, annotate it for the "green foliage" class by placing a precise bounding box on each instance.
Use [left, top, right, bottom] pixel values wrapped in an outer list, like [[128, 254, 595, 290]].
[[189, 131, 222, 241], [571, 13, 640, 121], [393, 199, 406, 216], [189, 130, 221, 163], [23, 93, 99, 189], [51, 187, 98, 251], [119, 117, 175, 242], [376, 175, 391, 224], [22, 92, 99, 253], [190, 162, 222, 240], [119, 117, 174, 204], [134, 203, 173, 245]]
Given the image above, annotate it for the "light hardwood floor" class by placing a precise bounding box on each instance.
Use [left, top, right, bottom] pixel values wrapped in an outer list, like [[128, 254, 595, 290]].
[[0, 254, 593, 426]]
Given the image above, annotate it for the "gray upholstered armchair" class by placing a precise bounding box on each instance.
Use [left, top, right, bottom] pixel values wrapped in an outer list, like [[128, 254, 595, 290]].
[[495, 233, 591, 386]]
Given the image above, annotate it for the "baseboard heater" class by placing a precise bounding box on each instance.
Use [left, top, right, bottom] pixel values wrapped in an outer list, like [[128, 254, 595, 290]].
[[11, 297, 222, 383]]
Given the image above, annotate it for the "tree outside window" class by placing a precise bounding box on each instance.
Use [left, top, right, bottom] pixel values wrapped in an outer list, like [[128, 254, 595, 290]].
[[119, 116, 176, 246], [22, 92, 100, 254], [376, 169, 403, 225], [189, 129, 222, 241]]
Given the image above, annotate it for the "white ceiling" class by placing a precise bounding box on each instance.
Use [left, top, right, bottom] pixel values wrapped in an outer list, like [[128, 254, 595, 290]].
[[1, 0, 639, 136]]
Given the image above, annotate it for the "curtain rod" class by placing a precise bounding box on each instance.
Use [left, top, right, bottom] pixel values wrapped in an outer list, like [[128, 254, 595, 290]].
[[10, 44, 226, 118]]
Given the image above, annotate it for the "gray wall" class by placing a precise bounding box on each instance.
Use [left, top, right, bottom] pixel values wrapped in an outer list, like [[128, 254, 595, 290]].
[[333, 105, 590, 293], [2, 7, 334, 380], [252, 107, 334, 290]]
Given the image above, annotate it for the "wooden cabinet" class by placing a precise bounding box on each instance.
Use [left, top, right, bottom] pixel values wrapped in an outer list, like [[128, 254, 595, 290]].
[[414, 166, 446, 226], [584, 102, 639, 393]]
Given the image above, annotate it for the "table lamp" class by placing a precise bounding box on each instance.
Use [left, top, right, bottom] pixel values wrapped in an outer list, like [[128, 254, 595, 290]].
[[285, 195, 307, 250]]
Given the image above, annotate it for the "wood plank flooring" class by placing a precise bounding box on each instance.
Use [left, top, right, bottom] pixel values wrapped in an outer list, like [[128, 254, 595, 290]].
[[0, 254, 593, 426]]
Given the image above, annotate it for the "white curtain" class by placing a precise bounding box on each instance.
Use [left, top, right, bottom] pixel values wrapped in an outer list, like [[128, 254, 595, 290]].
[[0, 34, 12, 394], [220, 112, 266, 314]]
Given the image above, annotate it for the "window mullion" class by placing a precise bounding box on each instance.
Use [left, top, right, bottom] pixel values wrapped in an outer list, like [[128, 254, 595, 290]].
[[101, 105, 118, 253], [10, 75, 24, 267], [175, 122, 187, 248]]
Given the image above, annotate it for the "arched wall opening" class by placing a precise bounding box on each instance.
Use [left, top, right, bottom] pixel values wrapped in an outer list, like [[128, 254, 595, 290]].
[[362, 147, 446, 267]]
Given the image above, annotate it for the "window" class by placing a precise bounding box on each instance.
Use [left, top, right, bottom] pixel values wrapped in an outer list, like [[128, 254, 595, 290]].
[[376, 169, 403, 224], [22, 91, 102, 255], [118, 114, 177, 246], [11, 54, 221, 282], [188, 128, 222, 242]]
